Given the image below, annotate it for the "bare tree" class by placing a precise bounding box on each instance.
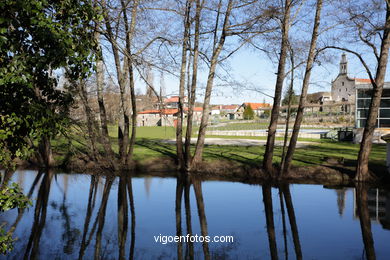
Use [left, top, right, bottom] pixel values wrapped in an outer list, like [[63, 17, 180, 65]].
[[356, 2, 390, 181], [176, 0, 192, 170], [263, 0, 292, 174], [319, 0, 390, 181], [281, 0, 323, 176], [121, 0, 140, 164], [184, 0, 202, 171], [101, 0, 131, 166], [192, 0, 234, 166]]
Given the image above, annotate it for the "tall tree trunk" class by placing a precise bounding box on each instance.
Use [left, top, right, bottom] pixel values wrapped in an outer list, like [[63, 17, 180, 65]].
[[38, 135, 55, 168], [184, 0, 201, 171], [280, 46, 295, 172], [94, 30, 115, 164], [282, 0, 323, 175], [192, 0, 233, 165], [102, 0, 129, 165], [121, 0, 139, 165], [356, 5, 390, 181], [127, 62, 137, 164], [176, 0, 191, 170], [76, 79, 99, 160], [263, 0, 291, 174]]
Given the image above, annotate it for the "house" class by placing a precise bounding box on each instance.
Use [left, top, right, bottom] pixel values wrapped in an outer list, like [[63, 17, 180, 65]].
[[237, 102, 271, 118], [184, 107, 203, 125], [305, 92, 332, 112], [307, 92, 332, 104], [164, 96, 188, 108], [137, 107, 203, 127], [138, 109, 178, 126], [211, 105, 222, 115], [221, 105, 240, 120]]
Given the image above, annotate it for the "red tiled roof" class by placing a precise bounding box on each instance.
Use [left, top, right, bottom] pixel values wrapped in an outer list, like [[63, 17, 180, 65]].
[[138, 109, 160, 114], [355, 78, 373, 83], [164, 96, 189, 103], [244, 102, 271, 109], [184, 107, 203, 112], [164, 97, 179, 103]]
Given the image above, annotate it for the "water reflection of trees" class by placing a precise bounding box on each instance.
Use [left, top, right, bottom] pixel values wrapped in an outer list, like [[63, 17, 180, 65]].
[[3, 170, 386, 259], [174, 175, 244, 260], [77, 174, 136, 260], [174, 175, 212, 260], [24, 169, 54, 259], [355, 184, 376, 260], [262, 183, 302, 260]]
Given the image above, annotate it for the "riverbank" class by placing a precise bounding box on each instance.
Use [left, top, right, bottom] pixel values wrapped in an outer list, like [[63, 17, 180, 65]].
[[8, 126, 388, 185], [13, 139, 388, 186], [13, 155, 389, 187]]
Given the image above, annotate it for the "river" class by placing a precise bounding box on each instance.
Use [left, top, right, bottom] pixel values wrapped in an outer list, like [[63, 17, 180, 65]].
[[1, 170, 390, 259]]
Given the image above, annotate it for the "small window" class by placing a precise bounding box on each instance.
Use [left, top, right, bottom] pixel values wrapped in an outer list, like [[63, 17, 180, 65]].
[[339, 89, 341, 92], [346, 88, 347, 91], [342, 82, 344, 86]]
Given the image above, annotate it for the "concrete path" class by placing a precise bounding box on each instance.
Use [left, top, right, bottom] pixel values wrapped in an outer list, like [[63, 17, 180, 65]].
[[162, 138, 317, 147]]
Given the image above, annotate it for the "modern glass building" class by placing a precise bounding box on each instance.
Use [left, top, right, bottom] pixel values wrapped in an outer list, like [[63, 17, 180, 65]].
[[356, 83, 390, 128]]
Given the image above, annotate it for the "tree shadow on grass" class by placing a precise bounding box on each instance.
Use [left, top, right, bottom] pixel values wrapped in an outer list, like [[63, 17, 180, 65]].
[[202, 145, 261, 166], [135, 139, 177, 159]]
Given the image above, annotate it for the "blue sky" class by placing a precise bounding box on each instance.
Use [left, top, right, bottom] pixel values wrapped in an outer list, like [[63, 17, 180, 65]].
[[142, 47, 385, 105]]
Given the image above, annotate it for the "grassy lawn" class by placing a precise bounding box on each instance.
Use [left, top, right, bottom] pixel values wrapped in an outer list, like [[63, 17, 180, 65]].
[[133, 138, 386, 168], [53, 125, 386, 169]]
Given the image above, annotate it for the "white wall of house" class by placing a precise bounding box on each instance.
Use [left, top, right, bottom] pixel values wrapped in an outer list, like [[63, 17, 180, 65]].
[[211, 109, 221, 115], [138, 113, 161, 126]]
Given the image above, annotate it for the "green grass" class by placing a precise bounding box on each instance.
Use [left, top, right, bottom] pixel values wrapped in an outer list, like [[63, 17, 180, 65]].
[[131, 139, 386, 168], [108, 125, 177, 139], [52, 124, 387, 169]]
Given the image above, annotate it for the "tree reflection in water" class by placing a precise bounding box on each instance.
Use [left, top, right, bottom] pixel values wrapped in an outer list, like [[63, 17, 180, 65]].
[[175, 175, 210, 260], [184, 175, 194, 259], [78, 175, 99, 260], [355, 184, 376, 260], [262, 184, 278, 260], [1, 171, 388, 259], [24, 169, 54, 259], [263, 183, 302, 260]]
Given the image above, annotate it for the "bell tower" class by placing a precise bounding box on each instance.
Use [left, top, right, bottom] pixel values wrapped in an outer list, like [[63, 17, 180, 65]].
[[339, 53, 348, 75]]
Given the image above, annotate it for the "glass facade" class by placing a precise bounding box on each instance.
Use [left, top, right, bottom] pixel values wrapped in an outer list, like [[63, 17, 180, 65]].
[[356, 88, 390, 128]]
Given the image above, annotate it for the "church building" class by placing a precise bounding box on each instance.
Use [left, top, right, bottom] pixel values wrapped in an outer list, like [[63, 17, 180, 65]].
[[331, 53, 373, 102]]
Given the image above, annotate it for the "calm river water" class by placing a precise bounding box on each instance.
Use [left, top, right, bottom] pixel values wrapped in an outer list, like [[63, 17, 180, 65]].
[[1, 170, 390, 259]]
